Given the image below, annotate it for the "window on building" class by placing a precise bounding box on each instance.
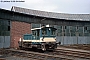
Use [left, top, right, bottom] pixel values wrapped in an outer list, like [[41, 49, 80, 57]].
[[8, 21, 10, 25], [64, 26, 66, 29], [84, 27, 87, 30], [71, 33, 75, 36], [8, 26, 10, 31], [77, 26, 78, 30], [65, 33, 70, 36]]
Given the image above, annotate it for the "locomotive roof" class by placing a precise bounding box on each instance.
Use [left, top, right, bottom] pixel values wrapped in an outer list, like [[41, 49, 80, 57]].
[[31, 27, 56, 30], [31, 28, 41, 30]]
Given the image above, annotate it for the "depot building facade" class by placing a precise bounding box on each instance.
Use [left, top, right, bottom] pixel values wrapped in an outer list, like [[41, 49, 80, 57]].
[[0, 6, 90, 48]]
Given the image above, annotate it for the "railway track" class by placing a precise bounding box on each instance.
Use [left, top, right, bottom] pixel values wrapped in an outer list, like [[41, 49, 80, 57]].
[[60, 44, 90, 51], [0, 49, 73, 60], [47, 47, 90, 60], [0, 47, 90, 60]]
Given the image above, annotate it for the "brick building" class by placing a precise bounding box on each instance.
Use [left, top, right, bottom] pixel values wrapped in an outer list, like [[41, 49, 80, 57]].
[[10, 21, 31, 48]]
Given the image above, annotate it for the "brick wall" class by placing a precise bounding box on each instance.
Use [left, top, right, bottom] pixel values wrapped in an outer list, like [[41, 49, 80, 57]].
[[10, 21, 31, 48]]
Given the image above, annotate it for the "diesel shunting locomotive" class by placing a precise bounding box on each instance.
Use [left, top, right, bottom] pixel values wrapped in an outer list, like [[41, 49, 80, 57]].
[[18, 25, 58, 51]]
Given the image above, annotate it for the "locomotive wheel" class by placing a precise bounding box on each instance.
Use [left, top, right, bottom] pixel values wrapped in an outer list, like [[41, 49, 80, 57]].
[[19, 46, 23, 50], [41, 45, 46, 51]]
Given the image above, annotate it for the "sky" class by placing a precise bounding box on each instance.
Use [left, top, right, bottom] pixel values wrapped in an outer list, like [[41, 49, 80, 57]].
[[0, 0, 90, 14]]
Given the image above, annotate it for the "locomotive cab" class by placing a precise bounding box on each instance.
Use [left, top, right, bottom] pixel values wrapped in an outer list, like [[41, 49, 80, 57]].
[[40, 27, 57, 51]]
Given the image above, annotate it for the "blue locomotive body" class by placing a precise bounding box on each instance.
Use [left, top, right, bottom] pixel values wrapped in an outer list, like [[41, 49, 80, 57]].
[[18, 26, 57, 51]]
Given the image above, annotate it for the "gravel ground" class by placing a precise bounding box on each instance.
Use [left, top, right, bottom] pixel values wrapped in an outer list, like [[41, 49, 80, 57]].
[[6, 56, 30, 60], [0, 55, 31, 60], [0, 55, 89, 60]]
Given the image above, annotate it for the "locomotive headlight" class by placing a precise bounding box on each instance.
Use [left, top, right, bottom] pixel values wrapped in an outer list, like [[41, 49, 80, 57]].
[[42, 38, 44, 41], [40, 37, 44, 41], [55, 37, 56, 40]]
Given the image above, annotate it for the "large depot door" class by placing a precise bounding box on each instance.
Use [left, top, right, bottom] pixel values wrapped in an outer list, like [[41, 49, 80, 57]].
[[0, 36, 10, 48]]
